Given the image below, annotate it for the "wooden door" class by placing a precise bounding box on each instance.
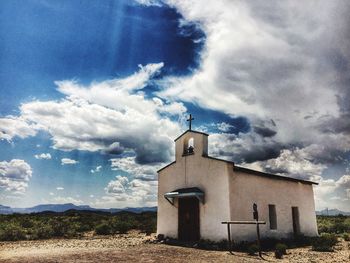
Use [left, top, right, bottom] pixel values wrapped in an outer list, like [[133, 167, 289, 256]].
[[292, 206, 300, 235], [178, 197, 199, 241]]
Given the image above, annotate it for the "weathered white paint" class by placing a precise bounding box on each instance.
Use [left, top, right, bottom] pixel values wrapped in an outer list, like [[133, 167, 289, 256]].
[[157, 130, 318, 241], [228, 169, 318, 241]]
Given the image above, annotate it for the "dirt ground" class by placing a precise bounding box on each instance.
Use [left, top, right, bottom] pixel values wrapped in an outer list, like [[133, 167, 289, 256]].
[[0, 232, 349, 263]]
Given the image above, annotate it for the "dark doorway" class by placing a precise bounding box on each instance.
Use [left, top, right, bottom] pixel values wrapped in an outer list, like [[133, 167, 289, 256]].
[[178, 197, 200, 241], [292, 207, 300, 235]]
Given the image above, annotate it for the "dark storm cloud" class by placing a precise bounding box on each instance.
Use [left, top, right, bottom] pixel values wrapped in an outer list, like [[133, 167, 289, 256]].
[[253, 125, 277, 138], [318, 113, 350, 135], [209, 132, 286, 163]]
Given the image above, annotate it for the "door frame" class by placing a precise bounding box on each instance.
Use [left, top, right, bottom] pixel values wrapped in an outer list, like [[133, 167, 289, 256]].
[[178, 197, 200, 241]]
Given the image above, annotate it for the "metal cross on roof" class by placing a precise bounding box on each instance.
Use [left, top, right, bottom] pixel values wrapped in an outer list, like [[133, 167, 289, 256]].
[[187, 114, 194, 130]]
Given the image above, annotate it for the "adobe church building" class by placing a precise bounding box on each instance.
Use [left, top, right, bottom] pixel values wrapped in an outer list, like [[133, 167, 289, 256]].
[[157, 126, 319, 242]]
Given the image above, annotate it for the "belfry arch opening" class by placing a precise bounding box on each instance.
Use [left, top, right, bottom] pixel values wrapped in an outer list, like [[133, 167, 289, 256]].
[[183, 137, 194, 155]]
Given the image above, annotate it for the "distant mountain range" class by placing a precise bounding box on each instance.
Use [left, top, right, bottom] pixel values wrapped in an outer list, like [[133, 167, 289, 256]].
[[316, 208, 350, 216], [0, 203, 157, 214], [1, 204, 348, 216]]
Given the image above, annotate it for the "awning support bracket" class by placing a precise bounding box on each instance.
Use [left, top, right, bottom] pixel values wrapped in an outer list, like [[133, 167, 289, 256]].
[[165, 196, 174, 205]]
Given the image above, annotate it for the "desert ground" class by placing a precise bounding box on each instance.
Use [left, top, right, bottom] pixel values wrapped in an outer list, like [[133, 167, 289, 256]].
[[0, 232, 349, 263]]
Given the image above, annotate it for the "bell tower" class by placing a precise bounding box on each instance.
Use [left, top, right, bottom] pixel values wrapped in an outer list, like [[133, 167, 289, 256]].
[[174, 114, 208, 161]]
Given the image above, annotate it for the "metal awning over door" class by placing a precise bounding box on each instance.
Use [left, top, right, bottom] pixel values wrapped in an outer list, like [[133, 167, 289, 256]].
[[164, 187, 204, 205]]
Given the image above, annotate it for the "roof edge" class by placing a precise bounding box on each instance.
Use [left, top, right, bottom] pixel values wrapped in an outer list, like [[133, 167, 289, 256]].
[[203, 155, 235, 165], [234, 166, 318, 185], [157, 154, 318, 185], [157, 161, 176, 173], [174, 130, 209, 142]]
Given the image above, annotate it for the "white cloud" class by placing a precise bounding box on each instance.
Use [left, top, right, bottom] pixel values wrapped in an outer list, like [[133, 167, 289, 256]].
[[246, 148, 326, 182], [98, 175, 157, 208], [51, 196, 83, 205], [105, 176, 129, 194], [90, 165, 102, 174], [110, 156, 160, 181], [217, 122, 234, 133], [208, 131, 283, 163], [314, 175, 350, 211], [157, 0, 350, 211], [160, 0, 350, 165], [0, 116, 37, 141], [0, 159, 32, 194], [34, 153, 52, 160], [0, 62, 184, 208], [56, 187, 64, 191], [136, 0, 162, 7], [1, 1, 349, 212], [0, 63, 184, 164], [61, 158, 78, 165], [49, 192, 54, 196], [94, 156, 163, 208], [336, 175, 350, 189], [161, 0, 343, 117]]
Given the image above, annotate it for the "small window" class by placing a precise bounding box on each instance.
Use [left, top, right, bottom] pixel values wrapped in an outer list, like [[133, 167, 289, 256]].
[[292, 206, 300, 235], [269, 204, 277, 230]]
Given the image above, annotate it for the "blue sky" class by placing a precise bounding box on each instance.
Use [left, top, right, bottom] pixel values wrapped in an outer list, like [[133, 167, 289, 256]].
[[1, 0, 350, 211]]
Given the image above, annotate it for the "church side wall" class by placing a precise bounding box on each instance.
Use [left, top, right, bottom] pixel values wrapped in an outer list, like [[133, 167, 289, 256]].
[[228, 170, 318, 241]]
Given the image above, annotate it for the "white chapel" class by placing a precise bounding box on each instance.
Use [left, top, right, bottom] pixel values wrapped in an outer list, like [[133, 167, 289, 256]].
[[157, 121, 318, 242]]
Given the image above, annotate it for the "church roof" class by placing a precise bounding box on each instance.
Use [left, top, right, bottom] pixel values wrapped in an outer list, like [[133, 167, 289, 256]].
[[233, 165, 318, 185], [158, 155, 318, 185], [174, 129, 209, 142], [202, 156, 318, 185], [157, 161, 176, 173]]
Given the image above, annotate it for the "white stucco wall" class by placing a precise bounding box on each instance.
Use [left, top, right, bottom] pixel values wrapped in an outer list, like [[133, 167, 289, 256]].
[[228, 170, 318, 241], [157, 131, 232, 241]]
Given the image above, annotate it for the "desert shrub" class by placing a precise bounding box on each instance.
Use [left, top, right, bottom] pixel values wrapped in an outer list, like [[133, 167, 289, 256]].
[[75, 222, 91, 233], [139, 221, 156, 235], [0, 211, 157, 241], [63, 225, 79, 238], [116, 213, 137, 226], [197, 239, 217, 250], [343, 233, 350, 241], [311, 233, 338, 252], [259, 238, 279, 250], [50, 219, 68, 237], [293, 234, 311, 247], [95, 222, 111, 235], [247, 244, 259, 255], [317, 216, 350, 234], [113, 221, 132, 234], [217, 239, 228, 251], [31, 224, 54, 239], [275, 243, 287, 254], [275, 243, 287, 255], [275, 250, 283, 259], [20, 219, 34, 229], [0, 223, 26, 241]]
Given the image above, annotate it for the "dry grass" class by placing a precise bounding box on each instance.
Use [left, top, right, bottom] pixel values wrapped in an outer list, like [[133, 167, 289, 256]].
[[0, 232, 349, 263]]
